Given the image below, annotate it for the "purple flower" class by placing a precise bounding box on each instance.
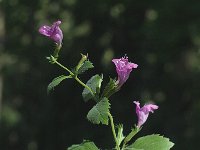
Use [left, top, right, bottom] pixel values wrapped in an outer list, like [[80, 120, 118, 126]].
[[134, 101, 158, 128], [39, 20, 63, 46], [112, 56, 138, 87]]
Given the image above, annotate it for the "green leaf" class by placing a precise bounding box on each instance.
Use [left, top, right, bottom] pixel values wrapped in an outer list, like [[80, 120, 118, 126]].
[[124, 148, 142, 150], [78, 60, 94, 74], [75, 54, 88, 73], [101, 78, 118, 98], [82, 74, 103, 102], [126, 134, 174, 150], [116, 124, 125, 146], [87, 97, 110, 125], [47, 75, 72, 94], [67, 141, 99, 150]]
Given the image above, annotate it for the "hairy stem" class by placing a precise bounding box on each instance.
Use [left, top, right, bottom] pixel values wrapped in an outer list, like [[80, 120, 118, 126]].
[[54, 60, 74, 75], [122, 127, 140, 149], [108, 112, 120, 150], [75, 76, 95, 97]]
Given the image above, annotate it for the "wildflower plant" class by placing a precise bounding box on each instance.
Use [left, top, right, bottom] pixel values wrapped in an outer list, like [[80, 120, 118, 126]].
[[39, 20, 174, 150]]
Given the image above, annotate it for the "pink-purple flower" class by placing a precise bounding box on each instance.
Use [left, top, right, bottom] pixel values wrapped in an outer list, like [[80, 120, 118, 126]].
[[112, 56, 138, 88], [134, 101, 158, 128], [39, 20, 63, 46]]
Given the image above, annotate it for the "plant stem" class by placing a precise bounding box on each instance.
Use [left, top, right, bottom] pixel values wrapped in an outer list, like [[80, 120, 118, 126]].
[[75, 76, 95, 97], [121, 127, 140, 150], [108, 112, 120, 150], [53, 59, 95, 96], [54, 60, 74, 75]]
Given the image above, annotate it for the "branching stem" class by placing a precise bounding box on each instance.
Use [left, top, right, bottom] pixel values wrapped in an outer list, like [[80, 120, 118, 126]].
[[74, 76, 95, 97], [54, 60, 74, 75], [53, 59, 95, 96]]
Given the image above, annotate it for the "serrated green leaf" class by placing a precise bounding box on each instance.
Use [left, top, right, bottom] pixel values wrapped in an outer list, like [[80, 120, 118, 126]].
[[82, 74, 103, 102], [47, 75, 72, 94], [87, 97, 110, 125], [67, 141, 99, 150], [75, 54, 88, 73], [78, 60, 94, 74], [116, 124, 125, 146], [126, 134, 174, 150], [101, 78, 118, 98]]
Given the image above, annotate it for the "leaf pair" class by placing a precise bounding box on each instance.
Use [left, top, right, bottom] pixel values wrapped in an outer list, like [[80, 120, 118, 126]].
[[66, 135, 174, 150], [82, 75, 112, 125]]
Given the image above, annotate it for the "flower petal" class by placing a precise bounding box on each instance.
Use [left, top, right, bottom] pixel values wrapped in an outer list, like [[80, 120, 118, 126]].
[[112, 56, 138, 87], [38, 20, 63, 46], [39, 25, 51, 37], [134, 101, 158, 128]]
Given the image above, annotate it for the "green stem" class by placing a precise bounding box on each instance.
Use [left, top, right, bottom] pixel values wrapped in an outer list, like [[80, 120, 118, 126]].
[[121, 127, 140, 150], [108, 112, 120, 150], [53, 59, 95, 96], [53, 44, 62, 59], [75, 76, 95, 97], [54, 60, 74, 75]]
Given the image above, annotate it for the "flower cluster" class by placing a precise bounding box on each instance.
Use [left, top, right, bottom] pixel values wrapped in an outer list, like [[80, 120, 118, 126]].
[[112, 57, 158, 128], [38, 20, 173, 150], [39, 20, 159, 131]]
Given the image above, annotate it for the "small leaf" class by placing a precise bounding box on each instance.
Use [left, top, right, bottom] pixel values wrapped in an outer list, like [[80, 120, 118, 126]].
[[116, 124, 125, 146], [67, 141, 99, 150], [126, 134, 174, 150], [82, 74, 103, 102], [101, 78, 118, 98], [47, 75, 72, 94], [87, 97, 110, 125], [78, 60, 94, 74], [75, 54, 88, 73]]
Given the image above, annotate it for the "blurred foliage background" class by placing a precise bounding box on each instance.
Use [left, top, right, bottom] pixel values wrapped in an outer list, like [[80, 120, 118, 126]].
[[1, 0, 200, 149]]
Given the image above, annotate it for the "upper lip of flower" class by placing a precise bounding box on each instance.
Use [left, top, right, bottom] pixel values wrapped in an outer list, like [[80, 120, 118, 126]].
[[112, 56, 138, 87], [134, 101, 158, 128], [38, 20, 63, 45]]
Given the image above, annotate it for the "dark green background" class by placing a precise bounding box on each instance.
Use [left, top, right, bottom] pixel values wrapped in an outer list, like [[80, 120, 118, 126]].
[[1, 0, 200, 149]]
